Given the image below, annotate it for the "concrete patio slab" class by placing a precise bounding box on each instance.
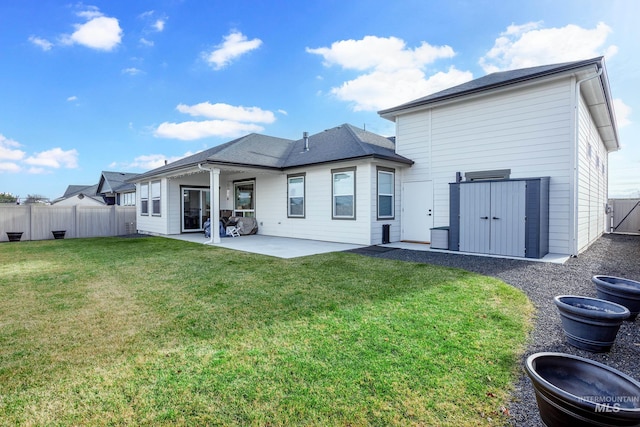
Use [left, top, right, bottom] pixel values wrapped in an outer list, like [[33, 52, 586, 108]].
[[163, 233, 364, 259]]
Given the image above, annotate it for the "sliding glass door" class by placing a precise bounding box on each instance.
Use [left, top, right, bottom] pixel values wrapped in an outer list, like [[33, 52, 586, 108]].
[[182, 187, 210, 232]]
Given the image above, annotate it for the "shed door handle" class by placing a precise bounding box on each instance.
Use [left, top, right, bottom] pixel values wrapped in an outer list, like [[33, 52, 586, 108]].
[[480, 216, 488, 219], [492, 217, 500, 220]]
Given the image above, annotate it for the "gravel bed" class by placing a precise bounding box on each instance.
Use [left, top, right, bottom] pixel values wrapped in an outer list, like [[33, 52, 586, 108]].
[[349, 233, 640, 426]]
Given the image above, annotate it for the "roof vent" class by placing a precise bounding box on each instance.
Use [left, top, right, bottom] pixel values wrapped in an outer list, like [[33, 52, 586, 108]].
[[303, 132, 309, 151]]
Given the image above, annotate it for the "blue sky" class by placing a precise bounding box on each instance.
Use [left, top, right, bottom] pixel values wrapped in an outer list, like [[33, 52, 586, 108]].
[[0, 0, 638, 200]]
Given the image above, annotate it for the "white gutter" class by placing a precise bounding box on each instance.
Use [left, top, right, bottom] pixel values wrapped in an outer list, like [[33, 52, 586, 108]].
[[571, 67, 603, 256], [198, 163, 221, 244]]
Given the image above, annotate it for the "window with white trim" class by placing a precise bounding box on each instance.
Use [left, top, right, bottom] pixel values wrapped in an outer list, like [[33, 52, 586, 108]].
[[140, 183, 149, 215], [332, 167, 355, 219], [122, 192, 135, 206], [151, 180, 161, 216], [287, 174, 305, 218], [377, 168, 394, 219], [234, 180, 255, 217]]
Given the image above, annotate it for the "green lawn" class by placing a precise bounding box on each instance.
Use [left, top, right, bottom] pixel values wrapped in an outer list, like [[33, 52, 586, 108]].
[[0, 237, 533, 426]]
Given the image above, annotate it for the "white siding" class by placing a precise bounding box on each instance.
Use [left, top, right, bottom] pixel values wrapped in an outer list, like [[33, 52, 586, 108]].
[[396, 77, 575, 255], [368, 162, 403, 244], [576, 93, 609, 253], [256, 160, 376, 245], [133, 163, 388, 245], [135, 180, 167, 235]]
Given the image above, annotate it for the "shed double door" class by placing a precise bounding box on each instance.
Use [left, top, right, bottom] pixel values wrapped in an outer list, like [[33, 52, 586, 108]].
[[459, 180, 526, 257]]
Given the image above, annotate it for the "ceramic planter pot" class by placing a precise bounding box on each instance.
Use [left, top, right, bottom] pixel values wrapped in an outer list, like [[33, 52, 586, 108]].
[[6, 232, 23, 242], [593, 275, 640, 321], [554, 295, 629, 352], [525, 352, 640, 427], [51, 230, 66, 239]]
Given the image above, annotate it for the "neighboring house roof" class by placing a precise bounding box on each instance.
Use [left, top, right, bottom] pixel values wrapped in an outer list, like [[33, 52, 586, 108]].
[[61, 184, 97, 198], [52, 184, 104, 205], [130, 124, 412, 182], [97, 171, 139, 194], [378, 56, 619, 151]]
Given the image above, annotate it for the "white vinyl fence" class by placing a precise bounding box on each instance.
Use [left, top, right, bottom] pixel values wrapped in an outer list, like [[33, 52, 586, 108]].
[[0, 205, 136, 242], [608, 199, 640, 234]]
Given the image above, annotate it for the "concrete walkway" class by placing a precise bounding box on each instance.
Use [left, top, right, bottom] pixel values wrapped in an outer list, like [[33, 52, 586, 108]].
[[162, 233, 570, 262]]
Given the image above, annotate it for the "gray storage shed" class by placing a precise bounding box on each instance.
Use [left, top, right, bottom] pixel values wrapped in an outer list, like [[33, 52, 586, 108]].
[[449, 177, 550, 258]]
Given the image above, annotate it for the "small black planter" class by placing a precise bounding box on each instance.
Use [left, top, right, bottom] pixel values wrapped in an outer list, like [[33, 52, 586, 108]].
[[6, 232, 23, 242], [51, 230, 66, 240], [525, 352, 640, 427], [593, 275, 640, 321], [554, 295, 629, 352]]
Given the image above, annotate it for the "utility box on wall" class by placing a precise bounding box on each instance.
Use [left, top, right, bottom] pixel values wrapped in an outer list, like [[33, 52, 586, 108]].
[[449, 177, 549, 258]]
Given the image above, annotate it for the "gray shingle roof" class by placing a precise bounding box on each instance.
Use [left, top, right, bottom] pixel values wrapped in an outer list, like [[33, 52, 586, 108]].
[[62, 184, 98, 198], [130, 125, 412, 182], [131, 133, 294, 181], [378, 57, 604, 116], [99, 171, 140, 193], [282, 124, 412, 167]]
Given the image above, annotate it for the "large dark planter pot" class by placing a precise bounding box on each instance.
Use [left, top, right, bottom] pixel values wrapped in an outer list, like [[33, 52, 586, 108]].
[[6, 232, 23, 242], [593, 275, 640, 321], [525, 352, 640, 427], [51, 230, 66, 240], [554, 295, 629, 352]]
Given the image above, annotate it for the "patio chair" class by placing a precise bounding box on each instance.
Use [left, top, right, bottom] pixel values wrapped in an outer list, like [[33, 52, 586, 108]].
[[226, 221, 242, 237]]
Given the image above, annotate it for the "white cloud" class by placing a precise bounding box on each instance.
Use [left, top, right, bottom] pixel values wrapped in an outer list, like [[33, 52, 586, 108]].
[[613, 98, 631, 128], [29, 36, 53, 51], [122, 67, 143, 76], [0, 135, 79, 174], [278, 109, 288, 116], [176, 102, 276, 123], [153, 19, 166, 32], [0, 135, 26, 161], [479, 22, 618, 73], [139, 38, 154, 47], [307, 35, 469, 111], [77, 6, 103, 20], [24, 148, 78, 169], [155, 120, 264, 140], [0, 162, 21, 173], [61, 8, 122, 51], [111, 151, 194, 170], [307, 35, 455, 72], [205, 31, 262, 70], [27, 167, 48, 175], [155, 102, 278, 140], [67, 95, 78, 102]]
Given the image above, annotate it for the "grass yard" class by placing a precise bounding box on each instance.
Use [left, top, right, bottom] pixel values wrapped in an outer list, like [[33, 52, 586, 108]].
[[0, 236, 533, 426]]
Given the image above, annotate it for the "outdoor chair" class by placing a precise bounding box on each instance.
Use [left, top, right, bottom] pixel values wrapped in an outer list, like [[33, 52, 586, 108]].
[[226, 221, 242, 237]]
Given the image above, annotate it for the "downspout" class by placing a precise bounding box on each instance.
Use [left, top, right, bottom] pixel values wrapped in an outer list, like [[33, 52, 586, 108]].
[[571, 66, 603, 256], [198, 163, 221, 244]]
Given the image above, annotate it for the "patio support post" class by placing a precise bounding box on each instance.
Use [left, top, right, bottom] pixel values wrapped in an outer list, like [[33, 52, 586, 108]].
[[210, 167, 221, 244], [199, 164, 221, 244]]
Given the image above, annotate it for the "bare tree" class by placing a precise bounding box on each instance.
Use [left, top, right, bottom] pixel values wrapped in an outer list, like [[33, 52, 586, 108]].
[[23, 194, 50, 205]]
